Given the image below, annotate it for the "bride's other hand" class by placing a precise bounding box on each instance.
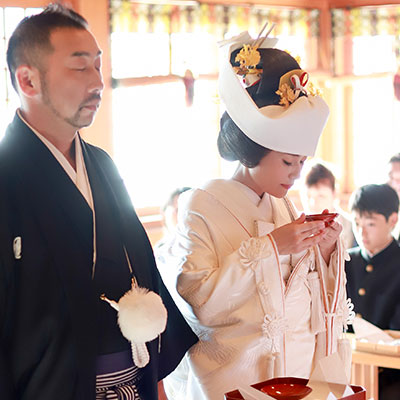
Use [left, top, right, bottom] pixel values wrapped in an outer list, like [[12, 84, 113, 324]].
[[317, 209, 343, 263], [270, 213, 325, 255]]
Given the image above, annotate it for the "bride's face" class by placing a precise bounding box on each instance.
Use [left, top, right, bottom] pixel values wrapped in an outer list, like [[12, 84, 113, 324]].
[[248, 150, 307, 198]]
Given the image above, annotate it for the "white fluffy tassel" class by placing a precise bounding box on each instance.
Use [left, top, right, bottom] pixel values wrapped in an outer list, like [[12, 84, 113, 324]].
[[117, 286, 167, 343], [101, 284, 168, 368]]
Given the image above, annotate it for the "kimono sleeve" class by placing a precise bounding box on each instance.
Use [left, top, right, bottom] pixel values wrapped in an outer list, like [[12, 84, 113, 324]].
[[156, 190, 278, 328]]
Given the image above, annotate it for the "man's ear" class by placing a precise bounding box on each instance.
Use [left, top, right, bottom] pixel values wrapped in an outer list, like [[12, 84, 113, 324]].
[[15, 65, 41, 97], [389, 211, 398, 229]]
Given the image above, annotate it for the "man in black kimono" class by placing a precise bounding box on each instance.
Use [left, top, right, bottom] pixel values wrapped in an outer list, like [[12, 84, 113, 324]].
[[346, 183, 400, 400], [0, 5, 197, 400]]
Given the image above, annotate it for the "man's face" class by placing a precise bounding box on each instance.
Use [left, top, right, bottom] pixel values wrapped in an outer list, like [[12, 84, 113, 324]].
[[388, 161, 400, 200], [39, 27, 104, 130], [352, 211, 397, 255]]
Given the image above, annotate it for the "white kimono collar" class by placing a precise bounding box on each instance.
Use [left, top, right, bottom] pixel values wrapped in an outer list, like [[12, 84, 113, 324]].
[[17, 109, 94, 210], [229, 180, 273, 214], [201, 179, 292, 236]]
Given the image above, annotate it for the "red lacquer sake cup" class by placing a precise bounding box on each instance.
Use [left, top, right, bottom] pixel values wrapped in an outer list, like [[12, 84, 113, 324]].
[[260, 377, 312, 400], [305, 212, 338, 227]]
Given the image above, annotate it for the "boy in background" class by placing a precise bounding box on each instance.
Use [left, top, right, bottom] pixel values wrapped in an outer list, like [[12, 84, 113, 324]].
[[346, 183, 400, 400]]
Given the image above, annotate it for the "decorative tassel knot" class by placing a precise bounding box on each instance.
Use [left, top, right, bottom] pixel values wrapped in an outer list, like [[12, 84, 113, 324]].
[[342, 298, 355, 332], [101, 281, 168, 368], [262, 313, 288, 353]]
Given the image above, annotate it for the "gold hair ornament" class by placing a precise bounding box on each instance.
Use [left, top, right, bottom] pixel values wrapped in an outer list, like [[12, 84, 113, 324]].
[[276, 83, 297, 108], [234, 44, 261, 76], [233, 22, 276, 87], [307, 81, 323, 97], [276, 69, 322, 108]]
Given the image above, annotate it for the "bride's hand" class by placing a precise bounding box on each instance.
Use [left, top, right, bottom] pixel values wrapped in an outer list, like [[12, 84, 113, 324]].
[[270, 214, 325, 255], [317, 209, 343, 262]]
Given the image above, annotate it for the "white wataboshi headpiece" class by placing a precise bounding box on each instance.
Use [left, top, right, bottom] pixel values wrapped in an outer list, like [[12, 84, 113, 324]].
[[218, 29, 330, 157]]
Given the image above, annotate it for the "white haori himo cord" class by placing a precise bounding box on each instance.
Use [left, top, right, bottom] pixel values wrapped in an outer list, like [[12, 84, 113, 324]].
[[218, 30, 330, 157], [101, 280, 168, 368]]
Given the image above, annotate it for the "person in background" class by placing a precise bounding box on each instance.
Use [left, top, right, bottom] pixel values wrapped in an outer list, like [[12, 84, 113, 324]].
[[0, 5, 197, 400], [155, 186, 192, 254], [301, 161, 356, 249], [346, 184, 400, 400], [156, 29, 351, 399], [388, 153, 400, 199], [182, 70, 195, 107], [161, 187, 192, 236], [387, 153, 400, 240]]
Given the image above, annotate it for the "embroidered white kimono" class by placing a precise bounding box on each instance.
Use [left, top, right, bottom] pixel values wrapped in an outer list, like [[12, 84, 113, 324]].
[[156, 179, 350, 400]]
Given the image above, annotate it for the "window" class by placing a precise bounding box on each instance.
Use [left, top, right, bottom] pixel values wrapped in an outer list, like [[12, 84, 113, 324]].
[[0, 6, 42, 139], [110, 2, 319, 209], [352, 76, 400, 187], [353, 35, 397, 76], [113, 79, 220, 208], [332, 6, 400, 189], [111, 32, 170, 78]]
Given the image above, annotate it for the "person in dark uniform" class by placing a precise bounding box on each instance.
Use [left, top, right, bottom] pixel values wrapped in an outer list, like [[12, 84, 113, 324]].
[[346, 183, 400, 400]]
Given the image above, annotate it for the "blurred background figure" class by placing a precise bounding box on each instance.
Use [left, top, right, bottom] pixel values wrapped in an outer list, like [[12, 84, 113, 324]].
[[156, 186, 192, 250], [387, 153, 400, 240], [182, 69, 195, 107], [388, 153, 400, 199], [301, 161, 356, 249], [154, 186, 191, 399], [162, 186, 192, 233]]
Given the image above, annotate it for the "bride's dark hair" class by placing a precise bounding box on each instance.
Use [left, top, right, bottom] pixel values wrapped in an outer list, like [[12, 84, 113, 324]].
[[218, 48, 300, 168]]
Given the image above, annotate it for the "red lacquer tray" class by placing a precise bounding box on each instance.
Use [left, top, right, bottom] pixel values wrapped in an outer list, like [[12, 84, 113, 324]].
[[224, 377, 366, 400]]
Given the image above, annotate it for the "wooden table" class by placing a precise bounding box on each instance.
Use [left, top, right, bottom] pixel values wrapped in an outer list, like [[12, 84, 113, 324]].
[[351, 349, 400, 400]]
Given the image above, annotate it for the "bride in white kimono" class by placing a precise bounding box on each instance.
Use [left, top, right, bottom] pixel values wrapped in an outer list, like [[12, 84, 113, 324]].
[[156, 30, 351, 400]]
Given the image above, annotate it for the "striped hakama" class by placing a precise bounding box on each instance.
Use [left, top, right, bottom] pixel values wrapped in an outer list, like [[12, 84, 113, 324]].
[[96, 350, 143, 400]]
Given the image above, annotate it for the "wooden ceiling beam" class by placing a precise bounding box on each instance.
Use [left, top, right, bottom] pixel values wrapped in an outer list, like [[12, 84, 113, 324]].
[[137, 0, 328, 9], [3, 0, 400, 10], [0, 0, 49, 6], [0, 0, 83, 9], [328, 0, 400, 7]]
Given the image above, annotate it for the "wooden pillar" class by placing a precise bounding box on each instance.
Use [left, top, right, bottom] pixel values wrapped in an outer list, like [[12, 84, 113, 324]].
[[319, 2, 333, 72], [343, 84, 354, 193]]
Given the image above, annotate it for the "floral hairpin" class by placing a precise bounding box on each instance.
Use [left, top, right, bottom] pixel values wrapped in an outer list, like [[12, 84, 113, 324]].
[[234, 44, 261, 77], [308, 81, 323, 97], [276, 69, 322, 108], [233, 22, 276, 87]]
